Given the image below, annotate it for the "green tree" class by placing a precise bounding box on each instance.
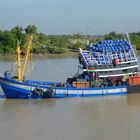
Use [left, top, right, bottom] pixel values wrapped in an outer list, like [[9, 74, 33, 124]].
[[25, 25, 37, 34], [130, 32, 140, 49], [48, 35, 69, 53], [0, 31, 16, 54], [11, 26, 23, 40], [73, 32, 85, 39], [104, 32, 123, 40], [68, 41, 85, 51]]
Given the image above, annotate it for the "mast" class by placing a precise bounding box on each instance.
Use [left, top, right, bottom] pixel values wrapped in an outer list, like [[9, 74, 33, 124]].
[[21, 35, 33, 81], [126, 32, 131, 44], [17, 45, 21, 81]]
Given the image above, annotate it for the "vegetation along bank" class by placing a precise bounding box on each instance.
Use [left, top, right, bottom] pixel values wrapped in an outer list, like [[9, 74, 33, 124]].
[[0, 24, 140, 55]]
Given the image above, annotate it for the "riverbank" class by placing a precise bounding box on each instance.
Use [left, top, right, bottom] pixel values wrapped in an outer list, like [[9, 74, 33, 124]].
[[0, 52, 79, 61]]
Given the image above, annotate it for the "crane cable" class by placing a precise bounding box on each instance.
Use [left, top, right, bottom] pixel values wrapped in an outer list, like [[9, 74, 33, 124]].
[[39, 54, 74, 76], [10, 38, 80, 78], [29, 39, 79, 76]]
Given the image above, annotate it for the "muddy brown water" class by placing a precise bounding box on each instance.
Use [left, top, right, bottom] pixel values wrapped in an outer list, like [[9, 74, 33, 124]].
[[0, 56, 140, 140]]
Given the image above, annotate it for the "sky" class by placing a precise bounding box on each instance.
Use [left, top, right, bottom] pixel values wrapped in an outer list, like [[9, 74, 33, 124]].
[[0, 0, 140, 35]]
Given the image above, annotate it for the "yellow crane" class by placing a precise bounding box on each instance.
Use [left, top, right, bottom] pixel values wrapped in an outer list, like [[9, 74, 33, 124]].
[[17, 45, 21, 81], [17, 35, 33, 82]]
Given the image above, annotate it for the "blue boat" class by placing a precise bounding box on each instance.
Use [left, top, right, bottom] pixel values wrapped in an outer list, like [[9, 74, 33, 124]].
[[0, 35, 139, 99], [0, 76, 127, 99]]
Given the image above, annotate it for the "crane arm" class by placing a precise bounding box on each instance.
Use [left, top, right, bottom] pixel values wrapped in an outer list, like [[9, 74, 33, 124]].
[[17, 45, 21, 81], [21, 35, 33, 81]]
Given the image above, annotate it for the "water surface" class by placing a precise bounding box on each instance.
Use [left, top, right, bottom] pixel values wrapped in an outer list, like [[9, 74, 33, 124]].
[[0, 56, 140, 140]]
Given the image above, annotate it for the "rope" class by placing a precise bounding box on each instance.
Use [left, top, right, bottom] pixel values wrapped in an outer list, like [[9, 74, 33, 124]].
[[34, 39, 80, 52], [33, 39, 78, 76], [26, 61, 36, 79], [7, 38, 79, 79], [9, 62, 18, 76], [40, 55, 74, 76]]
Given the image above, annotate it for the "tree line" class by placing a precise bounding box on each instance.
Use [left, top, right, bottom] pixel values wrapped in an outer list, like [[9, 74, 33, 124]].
[[0, 25, 140, 55]]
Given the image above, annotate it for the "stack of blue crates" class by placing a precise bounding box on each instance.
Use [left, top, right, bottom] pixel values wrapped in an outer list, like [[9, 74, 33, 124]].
[[87, 39, 136, 65]]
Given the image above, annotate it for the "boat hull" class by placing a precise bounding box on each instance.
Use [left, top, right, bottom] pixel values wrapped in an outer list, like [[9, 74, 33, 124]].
[[1, 84, 29, 99], [0, 77, 127, 99], [127, 84, 140, 94]]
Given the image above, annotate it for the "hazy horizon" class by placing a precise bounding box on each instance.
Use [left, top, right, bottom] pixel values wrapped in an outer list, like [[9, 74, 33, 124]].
[[0, 0, 140, 35]]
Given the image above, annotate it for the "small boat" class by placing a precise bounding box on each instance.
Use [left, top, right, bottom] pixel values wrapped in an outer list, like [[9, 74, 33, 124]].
[[0, 35, 139, 99]]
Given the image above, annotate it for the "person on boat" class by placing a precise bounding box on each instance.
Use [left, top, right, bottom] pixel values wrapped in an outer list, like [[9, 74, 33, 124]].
[[84, 74, 89, 81], [103, 78, 108, 87], [122, 75, 128, 86], [113, 58, 119, 66], [111, 79, 117, 86], [4, 71, 11, 79]]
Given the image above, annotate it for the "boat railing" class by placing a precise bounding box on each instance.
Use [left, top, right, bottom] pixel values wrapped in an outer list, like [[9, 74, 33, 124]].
[[89, 61, 138, 70], [98, 69, 139, 76], [91, 50, 137, 65], [26, 80, 61, 86], [80, 50, 97, 66]]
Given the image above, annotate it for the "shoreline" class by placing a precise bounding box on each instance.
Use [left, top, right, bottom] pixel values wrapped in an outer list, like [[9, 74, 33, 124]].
[[0, 52, 78, 61], [0, 50, 140, 60]]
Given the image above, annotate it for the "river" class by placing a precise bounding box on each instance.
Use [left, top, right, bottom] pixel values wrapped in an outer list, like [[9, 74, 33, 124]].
[[0, 55, 140, 140]]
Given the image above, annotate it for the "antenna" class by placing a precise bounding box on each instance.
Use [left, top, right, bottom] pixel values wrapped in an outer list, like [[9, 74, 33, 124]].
[[126, 32, 131, 44], [86, 26, 90, 45]]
